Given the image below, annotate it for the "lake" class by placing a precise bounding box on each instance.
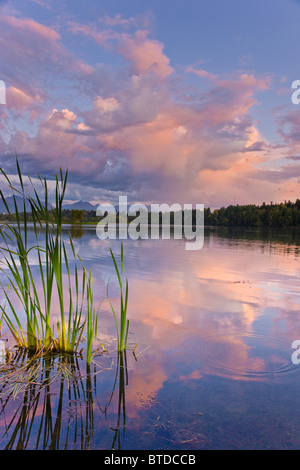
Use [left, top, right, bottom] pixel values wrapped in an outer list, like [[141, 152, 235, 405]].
[[1, 225, 300, 450]]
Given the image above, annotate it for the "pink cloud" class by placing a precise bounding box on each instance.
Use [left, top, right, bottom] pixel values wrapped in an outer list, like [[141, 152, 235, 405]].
[[118, 30, 173, 78], [67, 22, 115, 45], [6, 86, 44, 118], [69, 21, 173, 79], [6, 65, 275, 207], [186, 66, 217, 80], [9, 108, 96, 171], [0, 12, 94, 96], [0, 9, 287, 208], [1, 14, 60, 41]]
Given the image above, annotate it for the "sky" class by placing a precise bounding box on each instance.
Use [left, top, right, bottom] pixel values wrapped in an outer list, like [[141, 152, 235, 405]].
[[1, 0, 300, 208]]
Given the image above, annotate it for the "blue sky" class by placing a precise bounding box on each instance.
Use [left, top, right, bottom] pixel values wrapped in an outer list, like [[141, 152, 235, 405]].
[[0, 0, 300, 208]]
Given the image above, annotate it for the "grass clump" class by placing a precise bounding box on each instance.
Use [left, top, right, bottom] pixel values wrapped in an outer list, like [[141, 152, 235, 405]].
[[0, 161, 128, 362], [107, 244, 129, 353]]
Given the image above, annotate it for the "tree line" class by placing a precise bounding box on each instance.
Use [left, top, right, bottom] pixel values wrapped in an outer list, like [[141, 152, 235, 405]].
[[66, 199, 300, 228], [1, 199, 300, 228], [203, 200, 300, 228]]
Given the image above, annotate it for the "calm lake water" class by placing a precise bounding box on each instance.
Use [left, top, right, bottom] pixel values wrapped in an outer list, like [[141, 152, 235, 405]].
[[1, 226, 300, 450]]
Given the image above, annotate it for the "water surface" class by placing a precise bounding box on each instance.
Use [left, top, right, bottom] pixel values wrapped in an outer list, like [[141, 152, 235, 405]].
[[1, 226, 300, 450]]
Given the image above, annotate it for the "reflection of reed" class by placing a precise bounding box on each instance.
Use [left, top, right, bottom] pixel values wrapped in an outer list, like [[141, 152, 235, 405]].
[[0, 350, 129, 450], [0, 353, 96, 449], [101, 352, 128, 450]]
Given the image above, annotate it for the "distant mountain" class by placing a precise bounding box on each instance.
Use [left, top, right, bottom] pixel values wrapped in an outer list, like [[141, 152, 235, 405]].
[[1, 198, 153, 214], [62, 200, 97, 211], [0, 195, 32, 214], [0, 196, 98, 214]]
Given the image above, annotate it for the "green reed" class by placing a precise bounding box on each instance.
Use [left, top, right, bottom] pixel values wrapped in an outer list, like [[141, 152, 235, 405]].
[[0, 161, 99, 362], [107, 244, 129, 353]]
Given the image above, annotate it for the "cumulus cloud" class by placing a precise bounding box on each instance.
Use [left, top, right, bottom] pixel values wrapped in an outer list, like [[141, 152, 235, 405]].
[[117, 30, 173, 78], [186, 66, 217, 81], [8, 69, 273, 205], [1, 8, 293, 207], [276, 109, 300, 146], [0, 9, 93, 109]]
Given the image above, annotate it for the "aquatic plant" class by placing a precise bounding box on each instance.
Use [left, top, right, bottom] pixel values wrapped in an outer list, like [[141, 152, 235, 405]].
[[105, 351, 128, 450], [106, 243, 129, 353], [0, 348, 127, 450], [0, 352, 98, 449], [0, 162, 99, 362]]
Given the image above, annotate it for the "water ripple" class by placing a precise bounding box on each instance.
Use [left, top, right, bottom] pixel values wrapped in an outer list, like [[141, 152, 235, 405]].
[[201, 332, 299, 381]]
